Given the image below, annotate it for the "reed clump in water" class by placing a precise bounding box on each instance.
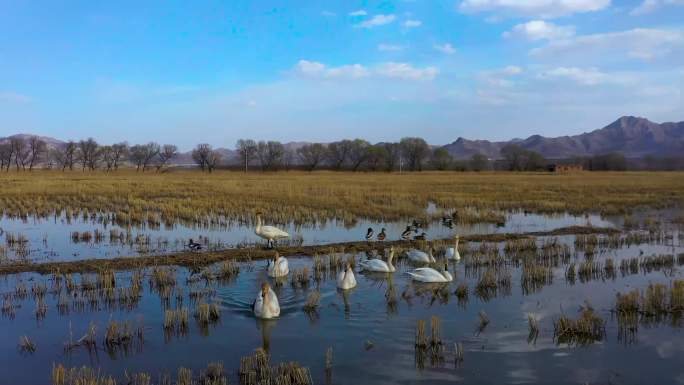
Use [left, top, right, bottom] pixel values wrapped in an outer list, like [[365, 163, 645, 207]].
[[290, 267, 311, 288], [553, 305, 605, 345], [51, 365, 116, 385], [164, 308, 189, 336], [521, 263, 553, 294], [613, 280, 684, 326], [195, 302, 221, 326], [303, 291, 321, 313], [19, 335, 36, 353], [476, 311, 490, 335], [454, 284, 469, 308], [103, 319, 144, 352], [239, 348, 313, 385], [527, 314, 540, 344]]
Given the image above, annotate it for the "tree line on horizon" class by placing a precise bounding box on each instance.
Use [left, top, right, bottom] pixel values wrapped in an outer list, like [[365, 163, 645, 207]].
[[0, 135, 677, 173]]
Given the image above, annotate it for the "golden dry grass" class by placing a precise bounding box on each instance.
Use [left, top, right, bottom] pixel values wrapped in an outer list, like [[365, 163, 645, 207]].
[[1, 170, 683, 227]]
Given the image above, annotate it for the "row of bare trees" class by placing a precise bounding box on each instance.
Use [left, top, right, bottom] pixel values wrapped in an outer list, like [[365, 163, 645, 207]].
[[0, 136, 47, 171], [235, 137, 442, 172], [0, 136, 179, 172]]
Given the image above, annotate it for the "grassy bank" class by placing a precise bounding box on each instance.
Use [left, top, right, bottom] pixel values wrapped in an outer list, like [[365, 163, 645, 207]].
[[0, 170, 682, 227]]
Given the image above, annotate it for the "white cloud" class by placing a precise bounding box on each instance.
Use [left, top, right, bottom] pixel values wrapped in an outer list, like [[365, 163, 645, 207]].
[[355, 14, 396, 28], [434, 43, 457, 54], [296, 60, 370, 79], [378, 43, 404, 52], [503, 20, 575, 41], [479, 66, 524, 87], [631, 0, 684, 15], [348, 9, 367, 16], [538, 67, 631, 85], [0, 91, 31, 103], [531, 28, 684, 61], [403, 19, 422, 28], [458, 0, 611, 18], [375, 62, 438, 80]]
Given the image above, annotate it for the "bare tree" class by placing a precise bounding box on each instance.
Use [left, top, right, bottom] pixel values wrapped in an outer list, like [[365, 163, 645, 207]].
[[129, 145, 146, 171], [205, 150, 221, 173], [10, 137, 29, 171], [141, 142, 160, 171], [27, 136, 46, 171], [100, 145, 115, 171], [156, 144, 178, 171], [326, 140, 353, 170], [366, 145, 388, 171], [383, 142, 401, 172], [111, 142, 129, 170], [0, 142, 12, 171], [256, 141, 284, 171], [77, 138, 100, 171], [399, 137, 430, 171], [348, 139, 370, 171], [63, 141, 77, 171], [297, 143, 326, 171], [430, 147, 453, 171], [192, 144, 209, 171], [236, 139, 258, 173]]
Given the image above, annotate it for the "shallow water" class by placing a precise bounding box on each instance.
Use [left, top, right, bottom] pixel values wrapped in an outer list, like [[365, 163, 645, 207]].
[[0, 211, 616, 262], [1, 235, 683, 385]]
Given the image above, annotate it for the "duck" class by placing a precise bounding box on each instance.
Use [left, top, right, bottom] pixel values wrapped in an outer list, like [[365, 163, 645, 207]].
[[267, 252, 289, 278], [255, 212, 289, 248], [414, 232, 427, 241], [188, 238, 202, 251], [337, 263, 357, 290], [359, 247, 396, 273], [410, 220, 422, 233], [445, 235, 461, 261], [407, 248, 436, 264], [401, 226, 412, 240], [407, 263, 453, 283], [377, 228, 386, 242], [365, 228, 374, 241], [252, 282, 280, 319]]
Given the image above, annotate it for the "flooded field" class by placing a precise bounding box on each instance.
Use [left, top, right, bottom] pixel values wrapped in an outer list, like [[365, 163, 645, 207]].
[[1, 223, 683, 384], [0, 210, 617, 263]]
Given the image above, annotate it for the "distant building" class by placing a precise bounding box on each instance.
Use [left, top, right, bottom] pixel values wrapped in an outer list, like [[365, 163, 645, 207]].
[[547, 164, 583, 172]]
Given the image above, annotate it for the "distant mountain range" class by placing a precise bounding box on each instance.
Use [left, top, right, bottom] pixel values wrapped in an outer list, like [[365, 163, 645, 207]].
[[2, 116, 683, 162], [444, 116, 684, 159]]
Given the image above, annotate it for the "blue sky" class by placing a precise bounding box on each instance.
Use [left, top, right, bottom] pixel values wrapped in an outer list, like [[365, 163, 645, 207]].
[[1, 0, 683, 149]]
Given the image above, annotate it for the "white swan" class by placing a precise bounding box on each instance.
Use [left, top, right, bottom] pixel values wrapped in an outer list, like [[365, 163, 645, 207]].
[[267, 252, 289, 278], [359, 248, 396, 273], [445, 235, 461, 261], [255, 212, 289, 248], [407, 264, 453, 283], [253, 282, 280, 319], [337, 263, 357, 290], [407, 248, 436, 264]]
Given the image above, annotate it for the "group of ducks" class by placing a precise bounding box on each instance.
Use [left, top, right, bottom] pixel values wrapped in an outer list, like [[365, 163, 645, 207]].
[[252, 235, 461, 319], [365, 219, 431, 243]]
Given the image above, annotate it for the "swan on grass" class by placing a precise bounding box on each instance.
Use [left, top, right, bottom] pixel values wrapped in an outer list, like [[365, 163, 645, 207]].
[[407, 263, 453, 283], [267, 252, 289, 278], [255, 212, 289, 248], [407, 248, 436, 264], [337, 263, 357, 290], [445, 235, 461, 261], [359, 247, 396, 273], [253, 282, 280, 319]]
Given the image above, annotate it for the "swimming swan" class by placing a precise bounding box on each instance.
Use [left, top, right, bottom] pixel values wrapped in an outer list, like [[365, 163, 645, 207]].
[[359, 248, 396, 273], [407, 248, 436, 264], [445, 235, 461, 261], [255, 212, 289, 248], [253, 282, 280, 319], [337, 263, 357, 290], [267, 252, 289, 278], [407, 264, 453, 283]]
